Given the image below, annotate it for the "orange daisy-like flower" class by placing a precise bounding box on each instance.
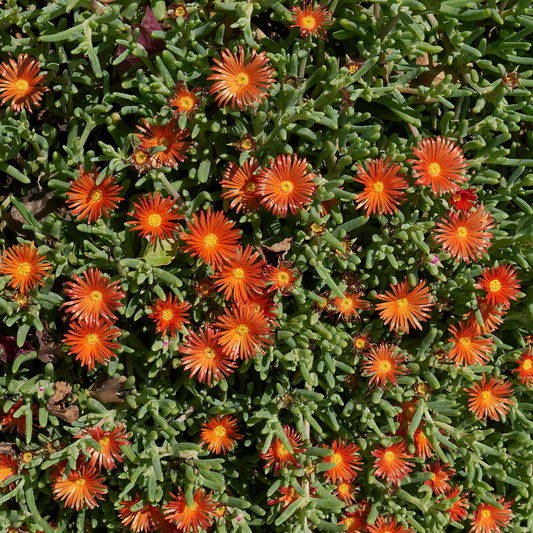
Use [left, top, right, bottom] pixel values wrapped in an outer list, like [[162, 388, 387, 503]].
[[423, 461, 455, 494], [266, 261, 300, 295], [372, 441, 414, 485], [443, 486, 469, 522], [447, 319, 494, 366], [362, 343, 409, 390], [513, 347, 533, 386], [333, 481, 358, 504], [180, 208, 241, 269], [337, 513, 367, 533], [63, 267, 125, 322], [215, 305, 272, 360], [63, 318, 121, 371], [65, 165, 123, 223], [246, 292, 279, 324], [201, 415, 243, 454], [220, 158, 262, 213], [375, 279, 434, 334], [409, 136, 468, 196], [288, 1, 333, 39], [476, 264, 521, 308], [179, 326, 238, 386], [449, 187, 477, 212], [353, 158, 408, 216], [135, 119, 192, 168], [127, 192, 182, 242], [465, 373, 514, 421], [414, 426, 434, 460], [471, 499, 512, 533], [168, 81, 202, 118], [0, 453, 18, 491], [74, 422, 131, 470], [0, 54, 47, 113], [148, 293, 191, 339], [258, 154, 317, 217], [212, 245, 266, 304], [1, 399, 38, 437], [261, 425, 307, 474], [52, 464, 107, 510], [396, 399, 418, 430], [367, 515, 414, 533], [322, 438, 363, 484], [0, 242, 52, 294], [268, 484, 316, 512], [119, 493, 165, 532], [332, 290, 371, 322], [163, 487, 217, 533], [208, 45, 276, 111], [464, 296, 505, 335], [433, 206, 494, 264]]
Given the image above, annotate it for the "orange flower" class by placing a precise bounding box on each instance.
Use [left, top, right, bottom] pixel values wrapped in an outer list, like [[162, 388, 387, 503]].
[[135, 119, 192, 168], [258, 154, 317, 217], [168, 81, 202, 118], [208, 45, 276, 110], [179, 326, 238, 386], [464, 296, 505, 335], [414, 426, 434, 460], [74, 422, 131, 470], [443, 486, 469, 522], [268, 484, 316, 512], [63, 267, 125, 322], [513, 347, 533, 386], [395, 399, 418, 430], [362, 343, 409, 389], [333, 481, 358, 504], [471, 498, 512, 533], [127, 192, 182, 242], [148, 293, 191, 339], [180, 208, 241, 269], [246, 293, 279, 324], [266, 261, 300, 295], [367, 515, 414, 533], [447, 319, 493, 366], [465, 373, 514, 421], [288, 1, 333, 39], [423, 461, 455, 494], [63, 318, 121, 371], [212, 245, 266, 303], [163, 487, 217, 533], [118, 493, 165, 532], [353, 158, 408, 216], [322, 438, 363, 484], [65, 165, 123, 223], [261, 425, 307, 474], [332, 290, 371, 322], [1, 399, 38, 437], [0, 454, 18, 491], [220, 158, 261, 213], [375, 279, 433, 334], [353, 330, 371, 353], [449, 187, 477, 212], [52, 464, 107, 510], [0, 54, 47, 113], [371, 441, 414, 485], [409, 136, 468, 196], [476, 264, 521, 308], [0, 242, 52, 294], [200, 415, 242, 454], [337, 513, 367, 533], [215, 305, 272, 360], [433, 206, 494, 264]]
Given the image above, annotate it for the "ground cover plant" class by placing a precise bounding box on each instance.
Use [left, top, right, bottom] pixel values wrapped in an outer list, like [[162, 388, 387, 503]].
[[1, 0, 533, 532]]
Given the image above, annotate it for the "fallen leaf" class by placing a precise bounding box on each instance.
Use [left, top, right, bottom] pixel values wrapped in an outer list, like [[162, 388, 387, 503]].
[[46, 382, 79, 423], [258, 237, 294, 263], [0, 443, 17, 455], [88, 374, 128, 404], [36, 322, 63, 364]]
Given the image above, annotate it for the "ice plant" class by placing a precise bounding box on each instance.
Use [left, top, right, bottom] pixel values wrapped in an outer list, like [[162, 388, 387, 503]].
[[63, 267, 125, 322], [268, 484, 315, 512], [321, 438, 363, 484], [372, 441, 414, 485], [332, 290, 371, 322], [337, 513, 367, 533], [464, 296, 505, 335], [208, 45, 275, 110], [443, 486, 469, 522], [148, 293, 191, 338], [361, 343, 409, 389], [409, 136, 468, 196], [465, 373, 514, 421], [163, 488, 217, 533], [118, 494, 165, 532], [1, 400, 38, 437], [220, 158, 261, 213], [449, 187, 478, 211], [513, 347, 533, 386], [353, 330, 371, 353], [261, 425, 307, 474], [0, 454, 18, 491], [258, 154, 317, 217], [395, 399, 418, 430], [128, 145, 156, 173], [288, 1, 333, 39], [476, 264, 521, 307], [0, 242, 52, 294], [447, 319, 494, 366], [266, 261, 300, 295], [414, 427, 434, 460], [233, 134, 257, 152], [353, 158, 408, 216], [167, 81, 202, 118], [167, 1, 190, 21], [471, 499, 512, 533], [375, 279, 434, 334], [52, 464, 107, 510], [0, 54, 47, 113], [246, 293, 279, 323], [201, 415, 242, 454], [367, 515, 414, 533], [423, 461, 455, 494], [333, 481, 358, 504]]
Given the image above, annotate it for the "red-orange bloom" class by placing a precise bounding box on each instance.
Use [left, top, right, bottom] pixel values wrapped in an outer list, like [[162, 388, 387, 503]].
[[375, 279, 434, 334], [179, 327, 238, 386], [423, 461, 455, 494], [464, 296, 505, 335], [261, 425, 307, 474], [337, 513, 367, 533], [465, 373, 514, 421], [433, 206, 494, 264], [0, 453, 18, 491], [447, 319, 494, 366], [332, 290, 371, 322], [372, 441, 414, 485], [163, 488, 217, 533], [471, 498, 512, 533], [208, 45, 276, 111], [266, 261, 300, 295], [63, 267, 125, 322], [119, 493, 165, 532], [246, 293, 279, 323], [367, 515, 414, 533], [444, 486, 469, 522], [258, 154, 317, 217], [362, 343, 409, 389], [322, 438, 363, 484], [0, 54, 47, 113], [476, 264, 521, 308], [288, 1, 333, 39], [220, 158, 262, 213], [200, 415, 243, 454], [333, 481, 358, 504], [180, 208, 241, 269], [148, 293, 191, 338], [168, 81, 202, 118], [1, 399, 38, 437], [63, 318, 121, 371], [396, 399, 418, 430], [65, 165, 123, 223], [409, 136, 468, 196], [414, 426, 434, 461], [0, 242, 52, 294], [449, 187, 477, 212], [135, 119, 192, 168], [127, 192, 182, 242], [353, 158, 408, 216], [268, 484, 316, 512], [513, 347, 533, 386], [52, 464, 107, 510]]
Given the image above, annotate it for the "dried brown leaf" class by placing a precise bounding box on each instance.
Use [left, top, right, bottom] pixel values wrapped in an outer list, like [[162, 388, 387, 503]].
[[88, 374, 128, 404], [46, 381, 79, 423]]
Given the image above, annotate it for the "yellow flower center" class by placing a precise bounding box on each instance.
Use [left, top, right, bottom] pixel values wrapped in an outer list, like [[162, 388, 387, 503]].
[[380, 360, 392, 372], [236, 324, 249, 336], [331, 453, 343, 464], [373, 181, 384, 193], [236, 73, 249, 86], [90, 189, 103, 202], [355, 338, 366, 349], [214, 425, 227, 437], [242, 139, 253, 150], [345, 518, 355, 527], [311, 223, 323, 233], [523, 359, 532, 371], [233, 268, 245, 280], [349, 65, 358, 74], [384, 451, 395, 461], [175, 6, 186, 16], [452, 193, 461, 203], [162, 309, 174, 321], [14, 292, 28, 305], [204, 347, 215, 359], [417, 383, 430, 395], [91, 291, 102, 302], [457, 226, 468, 238], [460, 337, 471, 346], [16, 79, 29, 93], [85, 333, 99, 345], [481, 510, 491, 518], [216, 505, 226, 516], [302, 15, 316, 29], [246, 181, 256, 192], [397, 297, 408, 308], [338, 483, 350, 494], [340, 298, 352, 310], [22, 452, 33, 463], [99, 437, 109, 446], [157, 137, 170, 148], [278, 272, 290, 284], [277, 444, 289, 456], [18, 262, 31, 277], [481, 391, 492, 400], [280, 181, 293, 193], [179, 96, 194, 110], [204, 233, 218, 249], [135, 151, 148, 164], [489, 280, 501, 292], [75, 479, 86, 486], [187, 502, 199, 512], [148, 214, 162, 227], [289, 488, 296, 498], [428, 162, 441, 176]]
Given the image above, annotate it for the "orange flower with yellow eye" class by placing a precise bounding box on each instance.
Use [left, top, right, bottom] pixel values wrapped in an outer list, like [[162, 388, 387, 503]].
[[168, 81, 202, 118], [288, 1, 333, 39], [513, 347, 533, 386], [465, 373, 514, 421], [261, 425, 307, 474], [372, 441, 414, 485], [148, 293, 191, 339], [321, 438, 363, 484], [476, 264, 521, 308], [200, 415, 243, 454]]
